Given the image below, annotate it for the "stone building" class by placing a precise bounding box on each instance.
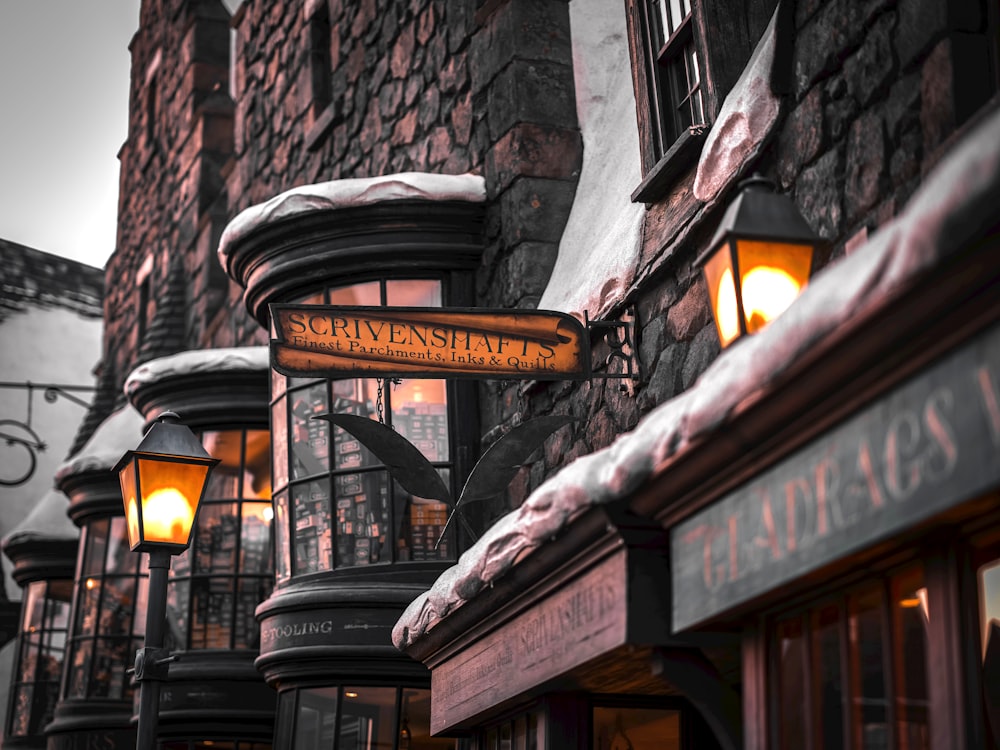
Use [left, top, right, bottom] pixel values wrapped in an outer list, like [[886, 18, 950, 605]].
[[5, 0, 999, 747]]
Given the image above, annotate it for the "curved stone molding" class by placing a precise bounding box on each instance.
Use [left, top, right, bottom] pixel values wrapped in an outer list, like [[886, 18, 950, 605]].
[[2, 532, 77, 586], [54, 406, 144, 526], [254, 578, 437, 688], [218, 173, 487, 325], [218, 172, 486, 262], [124, 346, 269, 430], [54, 405, 144, 484]]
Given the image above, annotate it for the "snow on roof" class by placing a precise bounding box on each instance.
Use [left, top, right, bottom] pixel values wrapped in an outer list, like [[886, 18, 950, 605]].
[[2, 488, 77, 545], [123, 346, 269, 399], [55, 404, 144, 481], [392, 104, 1000, 651], [537, 0, 645, 318], [218, 172, 487, 267]]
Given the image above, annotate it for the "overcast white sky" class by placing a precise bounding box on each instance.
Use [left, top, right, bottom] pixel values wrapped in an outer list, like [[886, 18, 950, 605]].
[[0, 2, 141, 270]]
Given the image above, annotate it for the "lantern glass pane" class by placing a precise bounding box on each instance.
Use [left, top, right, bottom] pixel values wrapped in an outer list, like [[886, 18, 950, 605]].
[[118, 462, 141, 549], [137, 456, 210, 546], [736, 239, 813, 335], [702, 243, 741, 347]]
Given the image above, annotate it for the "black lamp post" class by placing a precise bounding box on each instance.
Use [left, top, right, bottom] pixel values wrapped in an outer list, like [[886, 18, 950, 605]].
[[695, 175, 826, 348], [113, 411, 219, 750]]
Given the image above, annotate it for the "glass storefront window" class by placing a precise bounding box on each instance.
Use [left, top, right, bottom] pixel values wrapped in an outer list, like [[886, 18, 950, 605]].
[[64, 517, 149, 700], [848, 587, 889, 749], [165, 428, 273, 651], [271, 279, 458, 584], [5, 578, 72, 737], [810, 603, 844, 748], [283, 686, 451, 750], [161, 741, 272, 750], [776, 616, 807, 750], [591, 706, 681, 749], [976, 552, 999, 746], [770, 564, 931, 750], [891, 569, 930, 749]]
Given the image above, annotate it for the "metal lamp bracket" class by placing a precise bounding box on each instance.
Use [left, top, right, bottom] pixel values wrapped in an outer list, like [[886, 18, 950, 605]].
[[129, 647, 178, 682], [584, 307, 640, 385]]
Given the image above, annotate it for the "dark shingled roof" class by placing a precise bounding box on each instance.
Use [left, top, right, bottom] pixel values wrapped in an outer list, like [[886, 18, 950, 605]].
[[0, 239, 103, 323], [136, 251, 189, 366]]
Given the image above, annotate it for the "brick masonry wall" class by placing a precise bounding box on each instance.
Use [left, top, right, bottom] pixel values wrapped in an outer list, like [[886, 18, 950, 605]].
[[105, 0, 259, 393], [224, 0, 581, 312]]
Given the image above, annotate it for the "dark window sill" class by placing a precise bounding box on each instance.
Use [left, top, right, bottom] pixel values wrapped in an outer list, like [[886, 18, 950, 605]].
[[631, 125, 707, 204]]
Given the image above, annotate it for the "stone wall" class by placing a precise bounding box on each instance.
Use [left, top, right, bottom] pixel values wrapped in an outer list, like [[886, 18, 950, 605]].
[[104, 0, 256, 393], [474, 0, 997, 526], [218, 0, 581, 329], [99, 0, 994, 530]]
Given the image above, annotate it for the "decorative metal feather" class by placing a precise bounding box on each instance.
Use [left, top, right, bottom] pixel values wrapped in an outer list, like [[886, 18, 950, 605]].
[[313, 413, 452, 503], [314, 412, 578, 550], [458, 415, 578, 502]]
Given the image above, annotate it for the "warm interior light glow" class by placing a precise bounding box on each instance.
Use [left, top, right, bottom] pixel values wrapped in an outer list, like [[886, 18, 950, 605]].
[[899, 597, 922, 608], [126, 494, 141, 549], [740, 265, 802, 334], [85, 578, 96, 591], [142, 487, 196, 544], [345, 691, 359, 698], [262, 505, 274, 522], [715, 267, 740, 346]]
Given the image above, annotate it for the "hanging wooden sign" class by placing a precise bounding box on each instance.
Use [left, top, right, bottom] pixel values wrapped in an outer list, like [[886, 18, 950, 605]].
[[269, 304, 596, 379]]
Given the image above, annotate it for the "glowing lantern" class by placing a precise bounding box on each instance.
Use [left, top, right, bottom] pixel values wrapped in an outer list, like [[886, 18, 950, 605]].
[[114, 411, 219, 554], [696, 175, 825, 347]]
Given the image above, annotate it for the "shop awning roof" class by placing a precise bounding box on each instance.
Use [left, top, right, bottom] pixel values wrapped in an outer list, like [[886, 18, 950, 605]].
[[393, 104, 1000, 651]]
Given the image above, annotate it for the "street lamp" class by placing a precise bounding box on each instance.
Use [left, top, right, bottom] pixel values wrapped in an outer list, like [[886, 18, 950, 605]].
[[114, 411, 219, 750], [695, 175, 825, 348]]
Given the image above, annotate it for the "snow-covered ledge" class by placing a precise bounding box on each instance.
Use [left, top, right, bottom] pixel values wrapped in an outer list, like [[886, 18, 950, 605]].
[[55, 405, 144, 481], [218, 172, 486, 268], [2, 489, 78, 544], [124, 346, 270, 399], [393, 104, 1000, 651]]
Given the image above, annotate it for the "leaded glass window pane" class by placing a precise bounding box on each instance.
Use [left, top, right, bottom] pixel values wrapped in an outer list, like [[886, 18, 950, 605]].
[[271, 278, 459, 582], [6, 578, 72, 737], [163, 428, 273, 651], [63, 518, 146, 701]]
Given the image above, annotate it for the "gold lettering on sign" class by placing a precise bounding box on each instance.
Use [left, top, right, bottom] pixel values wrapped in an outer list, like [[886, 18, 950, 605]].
[[978, 366, 1000, 445], [676, 341, 1000, 623], [271, 305, 588, 379]]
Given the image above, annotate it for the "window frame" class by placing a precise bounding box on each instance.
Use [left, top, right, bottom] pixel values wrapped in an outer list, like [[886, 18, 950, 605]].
[[767, 562, 933, 750], [5, 579, 73, 738], [623, 0, 779, 202], [62, 516, 149, 702], [269, 275, 466, 586], [164, 427, 274, 652]]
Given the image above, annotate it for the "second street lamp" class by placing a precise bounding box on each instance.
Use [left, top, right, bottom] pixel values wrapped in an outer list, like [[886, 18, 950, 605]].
[[695, 175, 826, 348], [113, 411, 219, 750]]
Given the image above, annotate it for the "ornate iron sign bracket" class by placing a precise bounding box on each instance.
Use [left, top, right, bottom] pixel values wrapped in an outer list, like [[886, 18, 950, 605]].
[[0, 381, 95, 487], [584, 307, 639, 384]]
